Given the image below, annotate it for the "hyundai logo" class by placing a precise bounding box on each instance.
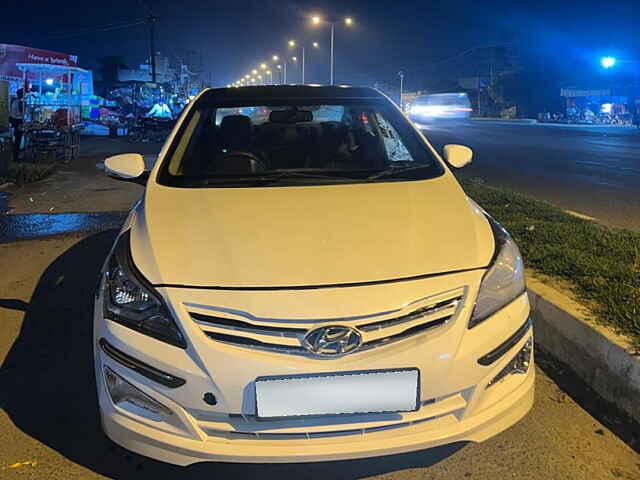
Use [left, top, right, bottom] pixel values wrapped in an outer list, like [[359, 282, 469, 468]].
[[303, 325, 362, 356]]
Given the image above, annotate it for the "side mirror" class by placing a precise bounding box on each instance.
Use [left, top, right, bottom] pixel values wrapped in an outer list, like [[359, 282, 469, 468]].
[[443, 144, 473, 168], [104, 153, 148, 185]]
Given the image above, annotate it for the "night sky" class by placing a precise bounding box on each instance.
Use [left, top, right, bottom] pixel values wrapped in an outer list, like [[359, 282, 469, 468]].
[[3, 0, 639, 89]]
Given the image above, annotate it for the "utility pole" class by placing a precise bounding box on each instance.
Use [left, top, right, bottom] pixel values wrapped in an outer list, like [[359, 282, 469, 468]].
[[146, 2, 158, 83]]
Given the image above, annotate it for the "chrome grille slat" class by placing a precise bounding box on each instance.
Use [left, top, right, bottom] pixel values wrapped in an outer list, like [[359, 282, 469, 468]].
[[357, 297, 461, 332], [192, 312, 306, 338], [191, 287, 466, 355]]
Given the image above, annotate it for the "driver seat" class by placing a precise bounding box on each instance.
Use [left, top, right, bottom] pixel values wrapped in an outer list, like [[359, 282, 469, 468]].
[[213, 115, 264, 173]]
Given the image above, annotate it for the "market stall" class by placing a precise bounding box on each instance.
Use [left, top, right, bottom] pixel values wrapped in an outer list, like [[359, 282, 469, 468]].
[[17, 62, 89, 162]]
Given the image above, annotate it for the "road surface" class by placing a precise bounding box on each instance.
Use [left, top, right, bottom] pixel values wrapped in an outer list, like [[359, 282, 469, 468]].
[[0, 231, 638, 479], [423, 122, 640, 230]]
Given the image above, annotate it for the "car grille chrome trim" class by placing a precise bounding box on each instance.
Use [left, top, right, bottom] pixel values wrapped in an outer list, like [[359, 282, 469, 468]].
[[191, 312, 306, 338], [191, 287, 467, 356]]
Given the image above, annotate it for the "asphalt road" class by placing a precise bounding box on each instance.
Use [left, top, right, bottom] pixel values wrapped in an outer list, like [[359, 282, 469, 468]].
[[422, 122, 640, 231], [0, 232, 639, 479]]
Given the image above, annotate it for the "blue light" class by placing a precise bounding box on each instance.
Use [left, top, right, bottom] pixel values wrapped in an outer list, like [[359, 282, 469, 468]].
[[601, 56, 616, 69]]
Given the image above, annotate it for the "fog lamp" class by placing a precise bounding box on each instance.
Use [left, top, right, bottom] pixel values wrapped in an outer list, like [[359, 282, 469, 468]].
[[104, 367, 172, 418], [487, 337, 532, 388]]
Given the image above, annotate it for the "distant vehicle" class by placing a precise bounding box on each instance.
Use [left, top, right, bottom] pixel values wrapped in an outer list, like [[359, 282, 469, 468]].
[[407, 92, 472, 122], [98, 85, 533, 466]]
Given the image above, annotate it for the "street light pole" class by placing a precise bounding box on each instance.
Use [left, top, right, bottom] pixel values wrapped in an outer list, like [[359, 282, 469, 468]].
[[302, 46, 306, 84], [330, 23, 334, 85], [398, 70, 404, 110]]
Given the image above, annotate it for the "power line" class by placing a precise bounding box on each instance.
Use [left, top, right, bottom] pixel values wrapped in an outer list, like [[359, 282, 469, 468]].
[[50, 20, 146, 39]]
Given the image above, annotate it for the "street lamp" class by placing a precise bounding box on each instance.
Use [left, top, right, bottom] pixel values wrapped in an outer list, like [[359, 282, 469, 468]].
[[310, 15, 354, 85], [286, 40, 320, 84], [252, 69, 258, 75], [272, 55, 279, 61], [601, 56, 616, 69], [260, 63, 267, 70]]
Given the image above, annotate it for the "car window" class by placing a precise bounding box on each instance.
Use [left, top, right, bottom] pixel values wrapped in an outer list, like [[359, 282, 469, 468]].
[[158, 99, 443, 187]]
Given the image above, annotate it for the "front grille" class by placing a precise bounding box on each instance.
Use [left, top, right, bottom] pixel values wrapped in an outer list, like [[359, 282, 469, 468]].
[[190, 287, 466, 356]]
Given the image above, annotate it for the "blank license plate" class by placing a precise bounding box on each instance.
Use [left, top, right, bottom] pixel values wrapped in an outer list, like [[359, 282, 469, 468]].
[[255, 368, 419, 418]]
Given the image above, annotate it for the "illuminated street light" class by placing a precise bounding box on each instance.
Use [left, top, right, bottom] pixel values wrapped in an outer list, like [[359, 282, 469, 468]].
[[601, 56, 616, 69], [292, 56, 297, 62], [312, 42, 319, 48], [245, 74, 250, 79], [311, 14, 355, 84], [272, 55, 279, 61], [288, 40, 296, 47], [260, 63, 267, 70], [252, 69, 258, 75]]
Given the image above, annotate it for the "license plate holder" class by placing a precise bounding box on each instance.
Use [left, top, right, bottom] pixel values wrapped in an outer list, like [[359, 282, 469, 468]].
[[255, 368, 420, 419]]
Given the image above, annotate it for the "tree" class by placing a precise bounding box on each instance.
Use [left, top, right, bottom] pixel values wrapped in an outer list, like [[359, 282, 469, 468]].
[[97, 56, 129, 83]]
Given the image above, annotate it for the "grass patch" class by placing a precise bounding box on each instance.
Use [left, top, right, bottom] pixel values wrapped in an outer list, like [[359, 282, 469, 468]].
[[461, 179, 640, 350], [0, 162, 56, 185]]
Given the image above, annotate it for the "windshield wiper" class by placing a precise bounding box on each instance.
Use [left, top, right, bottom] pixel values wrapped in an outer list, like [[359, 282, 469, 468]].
[[191, 171, 358, 187], [367, 164, 434, 180]]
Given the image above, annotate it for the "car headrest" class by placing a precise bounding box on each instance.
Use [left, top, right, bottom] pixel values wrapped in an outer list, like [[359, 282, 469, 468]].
[[220, 115, 253, 149]]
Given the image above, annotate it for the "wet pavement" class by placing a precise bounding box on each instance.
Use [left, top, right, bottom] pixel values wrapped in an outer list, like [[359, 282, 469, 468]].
[[0, 211, 127, 243]]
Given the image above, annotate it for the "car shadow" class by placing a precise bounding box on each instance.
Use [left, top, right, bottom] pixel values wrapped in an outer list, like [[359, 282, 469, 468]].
[[0, 230, 466, 479]]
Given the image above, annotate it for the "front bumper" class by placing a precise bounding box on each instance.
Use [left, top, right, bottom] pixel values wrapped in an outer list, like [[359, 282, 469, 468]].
[[99, 359, 533, 465], [95, 268, 533, 465]]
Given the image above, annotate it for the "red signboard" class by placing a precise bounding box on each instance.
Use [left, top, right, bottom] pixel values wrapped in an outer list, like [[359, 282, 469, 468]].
[[0, 43, 78, 83]]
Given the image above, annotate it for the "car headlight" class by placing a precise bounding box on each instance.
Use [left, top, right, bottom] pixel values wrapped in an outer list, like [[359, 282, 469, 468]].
[[102, 230, 186, 348], [469, 216, 526, 328]]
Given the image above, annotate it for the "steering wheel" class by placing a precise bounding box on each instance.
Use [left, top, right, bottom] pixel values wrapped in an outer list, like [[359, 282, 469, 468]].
[[214, 151, 267, 173]]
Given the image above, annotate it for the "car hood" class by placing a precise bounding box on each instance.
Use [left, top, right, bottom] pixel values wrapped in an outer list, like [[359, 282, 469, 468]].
[[130, 175, 494, 287]]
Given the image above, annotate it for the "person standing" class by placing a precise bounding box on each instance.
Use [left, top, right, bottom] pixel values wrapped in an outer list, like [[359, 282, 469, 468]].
[[9, 88, 25, 162]]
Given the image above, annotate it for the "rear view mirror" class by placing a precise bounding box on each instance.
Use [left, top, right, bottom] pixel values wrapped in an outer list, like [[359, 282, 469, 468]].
[[443, 144, 473, 168], [269, 109, 313, 123], [104, 153, 148, 184]]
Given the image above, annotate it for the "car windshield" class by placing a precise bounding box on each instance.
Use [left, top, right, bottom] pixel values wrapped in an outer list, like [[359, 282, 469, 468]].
[[158, 98, 444, 187]]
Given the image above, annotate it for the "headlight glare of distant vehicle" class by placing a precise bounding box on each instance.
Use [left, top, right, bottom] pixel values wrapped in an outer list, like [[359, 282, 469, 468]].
[[103, 231, 186, 348], [104, 367, 172, 417], [469, 218, 526, 328]]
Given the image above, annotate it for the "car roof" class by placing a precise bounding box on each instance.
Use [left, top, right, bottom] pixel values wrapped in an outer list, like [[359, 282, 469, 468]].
[[201, 85, 388, 102]]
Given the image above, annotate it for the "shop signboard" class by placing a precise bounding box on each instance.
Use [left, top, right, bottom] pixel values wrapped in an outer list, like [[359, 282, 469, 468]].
[[0, 43, 78, 93]]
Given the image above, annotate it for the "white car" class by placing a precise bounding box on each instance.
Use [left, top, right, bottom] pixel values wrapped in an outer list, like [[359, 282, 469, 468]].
[[95, 85, 533, 466]]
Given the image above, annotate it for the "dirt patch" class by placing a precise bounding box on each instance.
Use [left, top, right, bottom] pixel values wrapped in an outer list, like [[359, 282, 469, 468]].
[[3, 136, 161, 215]]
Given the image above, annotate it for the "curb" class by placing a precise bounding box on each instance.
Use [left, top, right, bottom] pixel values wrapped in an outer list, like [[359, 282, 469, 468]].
[[0, 182, 12, 190], [527, 275, 640, 423], [470, 118, 537, 124]]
